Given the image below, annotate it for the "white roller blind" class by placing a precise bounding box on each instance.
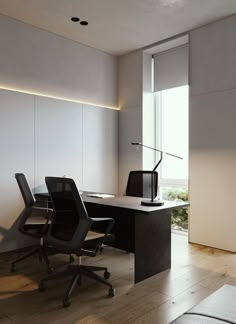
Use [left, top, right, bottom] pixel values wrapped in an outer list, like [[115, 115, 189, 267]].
[[153, 45, 188, 92]]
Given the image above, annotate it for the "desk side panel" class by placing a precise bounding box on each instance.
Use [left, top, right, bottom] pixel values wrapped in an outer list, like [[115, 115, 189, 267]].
[[135, 209, 171, 283]]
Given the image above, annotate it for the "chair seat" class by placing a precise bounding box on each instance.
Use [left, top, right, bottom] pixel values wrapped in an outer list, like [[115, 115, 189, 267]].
[[25, 221, 109, 242], [25, 216, 49, 225], [85, 231, 104, 241]]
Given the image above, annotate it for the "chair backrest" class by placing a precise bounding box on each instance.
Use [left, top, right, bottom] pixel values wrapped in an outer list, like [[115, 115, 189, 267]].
[[15, 173, 38, 236], [15, 173, 35, 207], [45, 177, 92, 253], [126, 170, 158, 198]]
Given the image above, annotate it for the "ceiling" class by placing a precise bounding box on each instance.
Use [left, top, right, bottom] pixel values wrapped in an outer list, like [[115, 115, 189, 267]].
[[0, 0, 236, 56]]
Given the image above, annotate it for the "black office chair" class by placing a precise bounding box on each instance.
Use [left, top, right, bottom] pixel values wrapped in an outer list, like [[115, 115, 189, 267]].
[[126, 170, 158, 198], [11, 173, 54, 273], [38, 176, 115, 307]]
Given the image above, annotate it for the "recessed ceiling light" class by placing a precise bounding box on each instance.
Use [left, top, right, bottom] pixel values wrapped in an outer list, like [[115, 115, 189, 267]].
[[80, 21, 88, 26], [71, 17, 80, 22]]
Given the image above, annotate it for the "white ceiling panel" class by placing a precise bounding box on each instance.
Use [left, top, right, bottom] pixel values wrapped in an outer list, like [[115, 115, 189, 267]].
[[0, 0, 236, 55]]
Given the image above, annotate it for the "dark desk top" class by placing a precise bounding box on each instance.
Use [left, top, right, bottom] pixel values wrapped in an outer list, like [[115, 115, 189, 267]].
[[35, 192, 189, 214], [84, 195, 188, 213]]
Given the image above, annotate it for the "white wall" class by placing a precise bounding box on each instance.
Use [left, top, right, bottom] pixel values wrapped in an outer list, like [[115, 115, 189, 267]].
[[0, 14, 117, 108], [82, 105, 118, 194], [118, 50, 157, 194], [118, 14, 236, 253], [118, 51, 143, 194], [189, 15, 236, 252], [142, 52, 155, 171], [0, 90, 35, 252], [34, 96, 83, 192], [0, 89, 118, 252]]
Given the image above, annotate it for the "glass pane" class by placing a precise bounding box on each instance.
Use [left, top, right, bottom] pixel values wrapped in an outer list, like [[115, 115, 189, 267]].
[[161, 186, 189, 232], [159, 85, 188, 180]]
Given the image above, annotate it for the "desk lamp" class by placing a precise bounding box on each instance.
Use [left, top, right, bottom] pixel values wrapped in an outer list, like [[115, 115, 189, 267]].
[[131, 142, 183, 206]]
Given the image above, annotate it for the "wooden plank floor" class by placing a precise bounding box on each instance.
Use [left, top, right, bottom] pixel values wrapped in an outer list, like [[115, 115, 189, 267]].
[[0, 233, 236, 324]]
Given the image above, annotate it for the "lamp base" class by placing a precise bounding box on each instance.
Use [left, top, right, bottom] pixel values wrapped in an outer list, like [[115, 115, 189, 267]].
[[141, 199, 164, 206]]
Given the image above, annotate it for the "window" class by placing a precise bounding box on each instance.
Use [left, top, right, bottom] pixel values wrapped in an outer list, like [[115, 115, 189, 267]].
[[155, 85, 189, 187], [150, 41, 189, 231]]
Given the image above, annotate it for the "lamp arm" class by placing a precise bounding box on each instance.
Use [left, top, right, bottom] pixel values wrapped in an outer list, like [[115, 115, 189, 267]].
[[138, 143, 183, 160], [151, 152, 163, 201], [153, 151, 163, 172]]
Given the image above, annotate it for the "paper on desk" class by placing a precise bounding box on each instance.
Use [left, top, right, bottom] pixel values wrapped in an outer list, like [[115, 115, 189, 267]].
[[87, 193, 115, 199]]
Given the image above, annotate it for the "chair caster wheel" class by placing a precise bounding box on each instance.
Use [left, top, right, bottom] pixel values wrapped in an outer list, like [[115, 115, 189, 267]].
[[104, 270, 110, 279], [11, 265, 16, 272], [99, 247, 104, 253], [63, 297, 71, 307], [38, 282, 45, 292], [108, 287, 115, 297]]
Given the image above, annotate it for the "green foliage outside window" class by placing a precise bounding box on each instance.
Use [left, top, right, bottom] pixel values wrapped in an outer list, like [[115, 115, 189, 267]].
[[161, 188, 188, 231]]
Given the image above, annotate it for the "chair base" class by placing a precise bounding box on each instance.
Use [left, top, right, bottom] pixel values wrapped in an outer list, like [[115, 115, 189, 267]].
[[11, 246, 54, 273], [39, 264, 115, 307]]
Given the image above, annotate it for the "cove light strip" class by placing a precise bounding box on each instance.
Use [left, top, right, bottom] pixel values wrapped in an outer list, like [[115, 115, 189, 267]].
[[0, 86, 120, 110]]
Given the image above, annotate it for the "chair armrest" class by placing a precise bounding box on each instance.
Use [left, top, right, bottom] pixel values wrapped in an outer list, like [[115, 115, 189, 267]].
[[91, 217, 115, 232], [31, 206, 54, 234], [90, 217, 114, 222], [90, 217, 115, 246], [32, 206, 53, 213], [35, 199, 47, 203]]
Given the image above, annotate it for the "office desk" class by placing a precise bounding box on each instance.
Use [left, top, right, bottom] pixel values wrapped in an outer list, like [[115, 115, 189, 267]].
[[83, 195, 188, 283], [35, 192, 188, 283]]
